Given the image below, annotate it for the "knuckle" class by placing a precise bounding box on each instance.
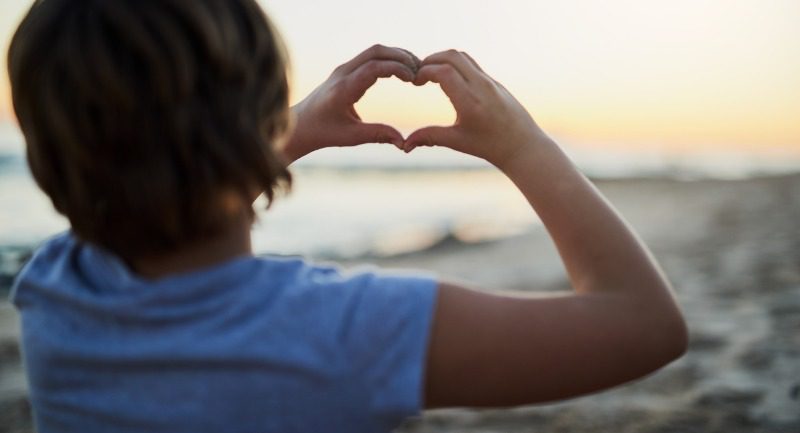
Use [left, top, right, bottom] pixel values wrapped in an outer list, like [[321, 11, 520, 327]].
[[329, 79, 348, 97]]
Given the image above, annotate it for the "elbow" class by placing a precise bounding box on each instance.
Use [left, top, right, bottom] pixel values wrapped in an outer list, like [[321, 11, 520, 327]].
[[624, 292, 688, 371], [632, 281, 689, 367], [651, 306, 689, 368], [667, 311, 690, 361]]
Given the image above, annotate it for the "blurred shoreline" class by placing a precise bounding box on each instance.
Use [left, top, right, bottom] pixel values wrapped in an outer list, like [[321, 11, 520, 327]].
[[3, 132, 800, 253], [2, 171, 800, 292], [2, 173, 800, 432]]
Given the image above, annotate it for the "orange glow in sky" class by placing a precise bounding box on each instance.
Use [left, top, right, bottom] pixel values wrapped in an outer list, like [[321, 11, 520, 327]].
[[0, 81, 11, 122], [1, 0, 799, 153]]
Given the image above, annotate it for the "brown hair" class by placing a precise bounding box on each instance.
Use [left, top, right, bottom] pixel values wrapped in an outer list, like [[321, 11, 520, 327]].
[[8, 0, 292, 260]]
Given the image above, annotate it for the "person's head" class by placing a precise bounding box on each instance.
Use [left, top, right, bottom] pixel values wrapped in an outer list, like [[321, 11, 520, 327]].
[[8, 0, 292, 261]]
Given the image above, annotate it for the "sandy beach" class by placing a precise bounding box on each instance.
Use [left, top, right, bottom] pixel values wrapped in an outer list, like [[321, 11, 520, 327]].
[[2, 174, 799, 432]]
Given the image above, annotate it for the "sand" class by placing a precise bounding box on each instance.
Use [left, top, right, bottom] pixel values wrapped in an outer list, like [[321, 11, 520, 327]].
[[1, 174, 799, 432]]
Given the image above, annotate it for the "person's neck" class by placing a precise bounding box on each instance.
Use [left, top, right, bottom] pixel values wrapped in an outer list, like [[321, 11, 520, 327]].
[[130, 216, 254, 280]]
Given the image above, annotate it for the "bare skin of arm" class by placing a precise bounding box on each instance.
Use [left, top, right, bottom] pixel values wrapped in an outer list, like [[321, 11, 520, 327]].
[[278, 46, 687, 409], [404, 50, 688, 408]]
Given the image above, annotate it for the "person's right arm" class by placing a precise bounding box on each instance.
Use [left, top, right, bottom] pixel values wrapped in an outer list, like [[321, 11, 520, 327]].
[[403, 50, 688, 409]]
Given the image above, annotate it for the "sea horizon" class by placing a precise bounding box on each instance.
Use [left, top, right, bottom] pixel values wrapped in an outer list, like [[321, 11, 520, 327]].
[[1, 120, 798, 258]]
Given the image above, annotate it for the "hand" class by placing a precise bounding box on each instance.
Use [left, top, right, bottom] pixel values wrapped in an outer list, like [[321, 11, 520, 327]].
[[404, 50, 550, 169], [280, 44, 420, 163]]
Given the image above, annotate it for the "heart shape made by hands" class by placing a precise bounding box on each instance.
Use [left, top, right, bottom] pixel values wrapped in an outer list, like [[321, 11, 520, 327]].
[[355, 78, 456, 141]]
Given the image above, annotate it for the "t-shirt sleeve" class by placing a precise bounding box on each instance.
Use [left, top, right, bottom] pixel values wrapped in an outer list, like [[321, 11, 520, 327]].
[[341, 270, 439, 423]]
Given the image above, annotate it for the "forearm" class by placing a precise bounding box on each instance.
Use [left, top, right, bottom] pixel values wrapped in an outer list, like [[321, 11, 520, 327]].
[[499, 137, 674, 302]]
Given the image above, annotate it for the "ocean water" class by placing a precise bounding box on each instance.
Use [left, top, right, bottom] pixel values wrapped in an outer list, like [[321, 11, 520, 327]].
[[1, 122, 798, 258], [0, 125, 537, 257]]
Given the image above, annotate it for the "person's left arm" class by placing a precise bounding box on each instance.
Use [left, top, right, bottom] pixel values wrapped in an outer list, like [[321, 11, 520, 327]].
[[278, 44, 420, 164]]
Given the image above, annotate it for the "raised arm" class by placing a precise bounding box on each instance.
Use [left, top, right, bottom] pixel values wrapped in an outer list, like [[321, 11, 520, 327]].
[[404, 50, 688, 408], [278, 44, 420, 163]]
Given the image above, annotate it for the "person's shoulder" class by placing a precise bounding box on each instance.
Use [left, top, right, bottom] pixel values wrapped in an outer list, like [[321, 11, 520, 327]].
[[12, 231, 77, 281], [251, 256, 438, 309], [28, 231, 77, 263], [8, 231, 78, 305], [309, 262, 439, 318], [247, 254, 337, 285], [268, 258, 436, 292]]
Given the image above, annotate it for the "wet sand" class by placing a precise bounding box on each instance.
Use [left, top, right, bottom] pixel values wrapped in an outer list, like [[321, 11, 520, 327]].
[[1, 174, 799, 432]]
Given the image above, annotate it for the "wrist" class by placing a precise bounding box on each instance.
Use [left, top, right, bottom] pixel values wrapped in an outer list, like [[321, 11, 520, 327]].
[[497, 135, 585, 199], [277, 131, 303, 165], [279, 104, 310, 164], [493, 132, 557, 173]]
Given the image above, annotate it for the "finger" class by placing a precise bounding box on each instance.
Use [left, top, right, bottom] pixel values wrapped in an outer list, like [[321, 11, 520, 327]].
[[400, 48, 422, 73], [344, 60, 415, 104], [460, 51, 485, 73], [421, 49, 482, 82], [351, 122, 405, 149], [404, 126, 461, 152], [337, 44, 419, 76], [413, 63, 472, 109]]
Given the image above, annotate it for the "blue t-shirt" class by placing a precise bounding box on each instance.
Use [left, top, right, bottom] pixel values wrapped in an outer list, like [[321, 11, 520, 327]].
[[10, 233, 438, 432]]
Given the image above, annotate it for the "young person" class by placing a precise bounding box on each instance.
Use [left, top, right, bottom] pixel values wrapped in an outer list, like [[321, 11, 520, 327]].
[[8, 0, 687, 431]]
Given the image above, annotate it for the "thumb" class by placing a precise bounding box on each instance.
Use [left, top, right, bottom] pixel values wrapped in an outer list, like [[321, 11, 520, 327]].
[[404, 126, 460, 153], [352, 123, 404, 149]]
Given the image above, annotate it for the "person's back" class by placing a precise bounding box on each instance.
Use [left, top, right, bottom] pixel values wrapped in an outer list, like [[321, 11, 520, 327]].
[[14, 233, 436, 431], [8, 0, 688, 432]]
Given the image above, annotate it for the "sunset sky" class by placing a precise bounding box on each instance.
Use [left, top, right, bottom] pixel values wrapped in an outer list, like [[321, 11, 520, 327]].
[[1, 0, 799, 154]]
